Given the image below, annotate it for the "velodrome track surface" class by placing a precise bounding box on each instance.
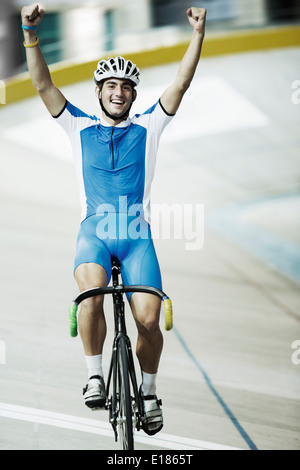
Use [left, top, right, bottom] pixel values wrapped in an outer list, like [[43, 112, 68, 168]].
[[0, 47, 300, 451]]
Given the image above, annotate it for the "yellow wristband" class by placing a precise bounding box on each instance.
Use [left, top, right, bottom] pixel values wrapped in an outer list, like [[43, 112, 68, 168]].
[[23, 37, 39, 48]]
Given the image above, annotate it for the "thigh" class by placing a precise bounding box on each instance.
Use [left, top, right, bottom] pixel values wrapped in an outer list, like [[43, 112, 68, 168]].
[[130, 291, 162, 331], [75, 262, 109, 313], [121, 237, 162, 308], [74, 216, 112, 286], [75, 262, 108, 291]]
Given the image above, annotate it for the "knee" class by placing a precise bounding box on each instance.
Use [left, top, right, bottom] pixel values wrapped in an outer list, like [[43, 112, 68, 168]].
[[136, 310, 160, 335], [81, 295, 104, 315], [131, 294, 162, 335]]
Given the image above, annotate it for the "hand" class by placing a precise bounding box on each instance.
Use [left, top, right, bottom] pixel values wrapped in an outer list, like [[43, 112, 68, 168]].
[[187, 7, 206, 34], [21, 4, 45, 28]]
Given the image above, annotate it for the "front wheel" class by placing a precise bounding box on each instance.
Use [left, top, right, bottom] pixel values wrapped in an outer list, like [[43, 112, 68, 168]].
[[117, 336, 134, 450]]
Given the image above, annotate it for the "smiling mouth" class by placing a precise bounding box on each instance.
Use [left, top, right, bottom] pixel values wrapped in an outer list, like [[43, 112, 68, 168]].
[[111, 100, 125, 106]]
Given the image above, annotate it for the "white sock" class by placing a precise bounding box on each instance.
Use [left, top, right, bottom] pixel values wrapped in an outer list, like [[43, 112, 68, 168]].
[[85, 354, 103, 379], [141, 371, 157, 396]]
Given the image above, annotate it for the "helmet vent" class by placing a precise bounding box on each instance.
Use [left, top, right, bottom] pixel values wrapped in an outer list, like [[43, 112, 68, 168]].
[[94, 56, 140, 87]]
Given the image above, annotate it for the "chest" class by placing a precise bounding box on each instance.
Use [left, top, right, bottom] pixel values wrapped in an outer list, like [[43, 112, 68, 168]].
[[80, 123, 147, 170]]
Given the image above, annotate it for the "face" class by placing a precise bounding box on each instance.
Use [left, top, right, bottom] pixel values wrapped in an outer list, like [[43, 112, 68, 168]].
[[97, 78, 137, 120]]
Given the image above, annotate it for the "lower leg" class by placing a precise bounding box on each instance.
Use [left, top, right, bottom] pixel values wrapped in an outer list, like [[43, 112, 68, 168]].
[[75, 263, 108, 379], [130, 293, 164, 435], [79, 297, 107, 379], [78, 298, 107, 356], [130, 293, 163, 395], [141, 371, 158, 396], [85, 353, 103, 379], [136, 326, 163, 374], [137, 327, 163, 395]]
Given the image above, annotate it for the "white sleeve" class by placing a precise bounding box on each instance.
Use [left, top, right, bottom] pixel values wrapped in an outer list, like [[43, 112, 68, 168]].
[[53, 101, 99, 136], [132, 99, 174, 138]]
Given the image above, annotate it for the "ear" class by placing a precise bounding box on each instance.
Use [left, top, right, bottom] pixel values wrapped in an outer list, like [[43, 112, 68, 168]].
[[132, 89, 137, 102], [95, 86, 101, 98]]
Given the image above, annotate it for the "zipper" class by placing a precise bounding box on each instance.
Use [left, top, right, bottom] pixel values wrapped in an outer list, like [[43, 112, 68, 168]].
[[111, 126, 115, 169]]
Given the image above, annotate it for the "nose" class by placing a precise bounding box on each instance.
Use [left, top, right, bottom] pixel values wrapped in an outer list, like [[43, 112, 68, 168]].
[[115, 85, 124, 97]]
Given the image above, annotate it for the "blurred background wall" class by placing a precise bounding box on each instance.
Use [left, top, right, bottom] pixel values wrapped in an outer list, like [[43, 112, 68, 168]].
[[0, 0, 300, 79]]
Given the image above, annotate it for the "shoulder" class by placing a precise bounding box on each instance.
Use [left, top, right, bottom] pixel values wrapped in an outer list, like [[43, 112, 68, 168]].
[[54, 101, 98, 121], [53, 101, 100, 132], [132, 100, 166, 119], [131, 100, 175, 130]]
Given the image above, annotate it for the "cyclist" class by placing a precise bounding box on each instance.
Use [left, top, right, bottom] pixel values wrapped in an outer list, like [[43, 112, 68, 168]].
[[21, 3, 206, 436]]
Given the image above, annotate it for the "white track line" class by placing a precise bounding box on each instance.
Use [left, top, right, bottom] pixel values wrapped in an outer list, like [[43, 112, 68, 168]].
[[0, 402, 241, 450]]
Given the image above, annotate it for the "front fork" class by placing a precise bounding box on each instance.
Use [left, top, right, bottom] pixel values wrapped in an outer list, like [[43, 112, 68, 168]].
[[106, 334, 144, 441]]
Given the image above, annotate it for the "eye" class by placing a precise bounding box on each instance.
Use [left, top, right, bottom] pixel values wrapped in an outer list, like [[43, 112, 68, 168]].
[[123, 84, 131, 92]]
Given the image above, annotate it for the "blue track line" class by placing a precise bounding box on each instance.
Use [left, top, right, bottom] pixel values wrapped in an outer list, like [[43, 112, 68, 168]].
[[173, 325, 258, 451]]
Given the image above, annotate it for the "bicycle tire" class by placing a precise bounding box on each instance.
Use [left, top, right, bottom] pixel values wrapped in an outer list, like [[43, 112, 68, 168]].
[[117, 336, 134, 450]]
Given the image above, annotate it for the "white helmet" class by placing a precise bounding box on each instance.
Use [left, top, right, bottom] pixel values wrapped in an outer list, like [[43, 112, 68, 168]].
[[94, 56, 140, 87]]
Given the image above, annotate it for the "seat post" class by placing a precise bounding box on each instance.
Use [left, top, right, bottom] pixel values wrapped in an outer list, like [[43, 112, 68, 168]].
[[111, 257, 126, 335], [111, 257, 121, 287]]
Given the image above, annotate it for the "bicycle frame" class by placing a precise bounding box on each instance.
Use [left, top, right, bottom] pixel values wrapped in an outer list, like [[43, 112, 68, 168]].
[[68, 257, 173, 448], [106, 259, 143, 442]]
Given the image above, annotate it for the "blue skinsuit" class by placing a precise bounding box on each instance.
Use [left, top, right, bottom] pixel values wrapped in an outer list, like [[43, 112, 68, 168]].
[[54, 99, 174, 298]]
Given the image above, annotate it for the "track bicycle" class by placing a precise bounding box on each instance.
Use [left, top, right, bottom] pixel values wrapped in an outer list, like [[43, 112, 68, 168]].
[[68, 257, 173, 450]]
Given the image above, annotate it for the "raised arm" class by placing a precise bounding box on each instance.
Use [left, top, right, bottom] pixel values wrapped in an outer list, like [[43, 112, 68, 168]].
[[160, 7, 206, 115], [21, 4, 66, 116]]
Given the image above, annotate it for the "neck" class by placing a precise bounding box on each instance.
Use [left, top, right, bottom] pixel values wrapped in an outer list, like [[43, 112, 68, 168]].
[[101, 112, 125, 126]]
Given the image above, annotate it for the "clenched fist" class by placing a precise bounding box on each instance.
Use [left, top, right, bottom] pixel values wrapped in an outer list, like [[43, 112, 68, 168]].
[[21, 4, 45, 28], [187, 7, 206, 35]]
